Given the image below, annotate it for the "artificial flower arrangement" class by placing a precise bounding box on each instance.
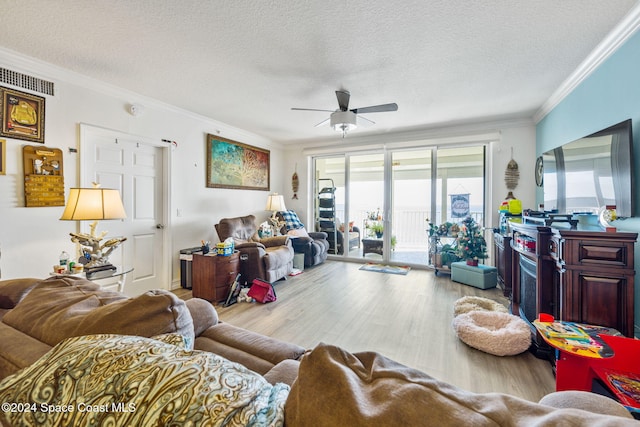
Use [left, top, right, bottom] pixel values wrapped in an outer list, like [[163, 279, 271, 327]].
[[366, 208, 382, 221], [455, 216, 488, 265], [426, 220, 459, 237]]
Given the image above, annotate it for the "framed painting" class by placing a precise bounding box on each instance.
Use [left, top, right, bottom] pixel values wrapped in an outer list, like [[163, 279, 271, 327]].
[[206, 134, 270, 190], [0, 139, 5, 175], [0, 86, 46, 143]]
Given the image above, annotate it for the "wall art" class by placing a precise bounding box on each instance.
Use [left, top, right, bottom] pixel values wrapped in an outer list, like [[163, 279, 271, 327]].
[[0, 86, 45, 143], [206, 134, 270, 190]]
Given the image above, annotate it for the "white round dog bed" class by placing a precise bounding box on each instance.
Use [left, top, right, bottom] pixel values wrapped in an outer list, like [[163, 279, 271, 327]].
[[453, 311, 531, 356], [453, 296, 508, 317]]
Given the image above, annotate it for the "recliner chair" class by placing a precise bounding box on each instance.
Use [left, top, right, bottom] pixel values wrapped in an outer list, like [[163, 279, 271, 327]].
[[215, 215, 294, 285], [276, 211, 329, 267]]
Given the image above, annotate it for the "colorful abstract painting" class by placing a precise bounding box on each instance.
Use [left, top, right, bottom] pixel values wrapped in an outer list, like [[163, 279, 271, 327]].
[[206, 134, 270, 190]]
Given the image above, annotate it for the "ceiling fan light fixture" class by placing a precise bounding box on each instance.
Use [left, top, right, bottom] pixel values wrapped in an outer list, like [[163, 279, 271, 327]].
[[330, 111, 357, 136]]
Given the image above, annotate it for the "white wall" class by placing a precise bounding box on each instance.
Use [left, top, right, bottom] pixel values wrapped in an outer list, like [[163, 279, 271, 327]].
[[0, 50, 286, 285]]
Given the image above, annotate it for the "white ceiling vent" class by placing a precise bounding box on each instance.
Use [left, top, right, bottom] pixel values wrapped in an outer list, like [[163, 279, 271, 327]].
[[0, 68, 54, 96]]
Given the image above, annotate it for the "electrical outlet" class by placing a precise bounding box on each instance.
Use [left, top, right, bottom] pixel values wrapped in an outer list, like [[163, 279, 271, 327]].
[[177, 208, 182, 217]]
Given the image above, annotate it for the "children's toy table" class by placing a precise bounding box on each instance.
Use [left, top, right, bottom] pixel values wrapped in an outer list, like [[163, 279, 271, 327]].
[[533, 318, 640, 416]]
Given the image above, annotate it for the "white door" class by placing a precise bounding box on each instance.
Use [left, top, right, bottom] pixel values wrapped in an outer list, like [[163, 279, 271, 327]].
[[80, 124, 169, 295]]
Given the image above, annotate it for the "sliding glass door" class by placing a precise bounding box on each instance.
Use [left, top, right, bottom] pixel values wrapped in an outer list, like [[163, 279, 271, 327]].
[[313, 144, 486, 266]]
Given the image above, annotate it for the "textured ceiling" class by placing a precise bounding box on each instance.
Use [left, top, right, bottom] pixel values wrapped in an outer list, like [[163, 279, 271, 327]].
[[0, 1, 637, 144]]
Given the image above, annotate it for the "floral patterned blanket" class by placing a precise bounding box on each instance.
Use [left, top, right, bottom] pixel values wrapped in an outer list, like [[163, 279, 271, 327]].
[[0, 334, 289, 426]]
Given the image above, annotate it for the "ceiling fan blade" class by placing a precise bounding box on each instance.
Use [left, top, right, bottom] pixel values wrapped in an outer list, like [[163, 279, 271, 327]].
[[314, 118, 330, 127], [357, 115, 375, 126], [335, 90, 350, 111], [291, 108, 335, 112], [351, 103, 398, 114]]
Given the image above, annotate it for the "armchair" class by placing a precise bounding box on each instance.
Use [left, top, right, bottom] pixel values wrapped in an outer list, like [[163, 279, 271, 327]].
[[276, 211, 329, 267], [333, 218, 360, 255], [215, 215, 294, 285]]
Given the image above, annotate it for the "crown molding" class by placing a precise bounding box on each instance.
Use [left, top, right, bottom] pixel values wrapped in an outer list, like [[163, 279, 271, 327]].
[[534, 3, 640, 123], [0, 46, 278, 148]]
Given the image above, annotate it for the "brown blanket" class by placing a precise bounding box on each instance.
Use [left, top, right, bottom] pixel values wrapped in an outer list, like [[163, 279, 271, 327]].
[[285, 343, 636, 426]]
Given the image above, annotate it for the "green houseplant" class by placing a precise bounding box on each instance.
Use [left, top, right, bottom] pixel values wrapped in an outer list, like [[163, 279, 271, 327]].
[[455, 216, 488, 266], [440, 243, 460, 267], [371, 222, 384, 238]]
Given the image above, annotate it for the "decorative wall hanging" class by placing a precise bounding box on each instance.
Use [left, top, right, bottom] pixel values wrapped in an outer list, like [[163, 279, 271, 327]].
[[206, 134, 270, 190], [0, 86, 45, 143], [0, 139, 5, 175], [22, 145, 64, 207], [504, 148, 519, 192], [291, 164, 299, 199], [450, 193, 470, 218], [535, 156, 543, 187]]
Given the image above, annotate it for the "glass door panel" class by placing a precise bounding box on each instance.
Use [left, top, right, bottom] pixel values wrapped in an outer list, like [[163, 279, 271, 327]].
[[390, 149, 432, 266], [349, 153, 384, 259], [314, 156, 345, 255], [436, 146, 485, 226]]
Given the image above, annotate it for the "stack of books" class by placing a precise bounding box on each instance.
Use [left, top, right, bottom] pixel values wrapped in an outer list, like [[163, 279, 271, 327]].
[[537, 321, 592, 344]]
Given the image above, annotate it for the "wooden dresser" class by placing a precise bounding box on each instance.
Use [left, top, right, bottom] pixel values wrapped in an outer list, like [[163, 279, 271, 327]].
[[507, 219, 637, 340], [192, 252, 240, 303]]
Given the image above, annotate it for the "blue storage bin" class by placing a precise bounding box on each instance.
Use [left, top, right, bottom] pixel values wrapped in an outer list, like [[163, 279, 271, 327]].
[[451, 262, 497, 290]]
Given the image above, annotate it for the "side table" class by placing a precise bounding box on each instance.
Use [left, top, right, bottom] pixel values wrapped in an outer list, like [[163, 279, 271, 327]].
[[362, 238, 383, 256], [533, 318, 640, 416], [192, 251, 240, 303], [51, 266, 133, 293]]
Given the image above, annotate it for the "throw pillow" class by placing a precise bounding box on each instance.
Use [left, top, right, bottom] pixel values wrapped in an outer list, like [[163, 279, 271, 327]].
[[0, 334, 289, 427], [279, 210, 305, 230]]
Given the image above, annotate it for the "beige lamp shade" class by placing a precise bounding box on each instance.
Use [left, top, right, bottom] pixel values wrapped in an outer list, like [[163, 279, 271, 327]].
[[265, 193, 286, 212], [60, 188, 127, 221]]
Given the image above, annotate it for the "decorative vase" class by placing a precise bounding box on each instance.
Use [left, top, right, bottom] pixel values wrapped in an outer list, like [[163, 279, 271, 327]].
[[375, 231, 383, 238], [466, 259, 478, 266]]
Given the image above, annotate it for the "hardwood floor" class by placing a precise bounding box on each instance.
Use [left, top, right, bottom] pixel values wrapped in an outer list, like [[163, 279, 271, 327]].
[[174, 260, 555, 402]]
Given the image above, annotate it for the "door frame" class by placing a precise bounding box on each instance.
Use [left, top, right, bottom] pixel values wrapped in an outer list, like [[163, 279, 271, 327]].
[[79, 123, 172, 289]]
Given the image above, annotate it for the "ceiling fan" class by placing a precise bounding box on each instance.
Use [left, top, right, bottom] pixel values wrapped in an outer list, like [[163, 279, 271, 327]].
[[292, 90, 398, 137]]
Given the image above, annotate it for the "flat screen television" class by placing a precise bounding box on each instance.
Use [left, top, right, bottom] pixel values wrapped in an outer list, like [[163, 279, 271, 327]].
[[542, 119, 634, 218]]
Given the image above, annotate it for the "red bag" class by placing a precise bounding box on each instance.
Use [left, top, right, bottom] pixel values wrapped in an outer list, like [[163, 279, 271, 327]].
[[247, 278, 277, 303]]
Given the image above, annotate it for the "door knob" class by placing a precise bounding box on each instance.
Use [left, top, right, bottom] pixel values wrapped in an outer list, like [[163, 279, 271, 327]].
[[156, 224, 165, 229]]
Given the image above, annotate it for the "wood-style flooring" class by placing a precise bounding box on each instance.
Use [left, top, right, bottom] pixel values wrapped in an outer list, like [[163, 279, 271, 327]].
[[173, 260, 555, 402]]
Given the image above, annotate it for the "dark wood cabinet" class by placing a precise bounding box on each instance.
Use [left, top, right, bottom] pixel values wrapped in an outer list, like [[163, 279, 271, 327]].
[[192, 252, 240, 303], [558, 230, 636, 337], [507, 220, 636, 341]]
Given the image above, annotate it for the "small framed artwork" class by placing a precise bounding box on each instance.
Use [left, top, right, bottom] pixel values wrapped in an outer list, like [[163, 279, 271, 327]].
[[206, 134, 270, 190], [0, 139, 5, 175], [0, 86, 46, 143]]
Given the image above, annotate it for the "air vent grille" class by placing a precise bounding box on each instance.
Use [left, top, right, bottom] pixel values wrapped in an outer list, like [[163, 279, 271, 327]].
[[0, 68, 54, 96]]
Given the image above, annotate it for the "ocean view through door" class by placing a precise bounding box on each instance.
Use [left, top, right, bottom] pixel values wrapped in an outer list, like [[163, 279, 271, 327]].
[[313, 144, 486, 268]]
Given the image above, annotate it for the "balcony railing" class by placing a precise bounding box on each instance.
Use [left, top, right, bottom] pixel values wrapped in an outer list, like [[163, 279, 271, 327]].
[[335, 209, 484, 249]]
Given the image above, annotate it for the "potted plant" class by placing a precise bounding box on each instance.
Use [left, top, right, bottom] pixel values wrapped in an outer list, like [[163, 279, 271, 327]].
[[455, 216, 488, 266], [440, 243, 460, 268], [371, 222, 384, 238]]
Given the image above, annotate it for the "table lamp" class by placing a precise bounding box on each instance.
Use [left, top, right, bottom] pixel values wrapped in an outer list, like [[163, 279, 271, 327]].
[[265, 193, 286, 233], [60, 184, 127, 271]]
